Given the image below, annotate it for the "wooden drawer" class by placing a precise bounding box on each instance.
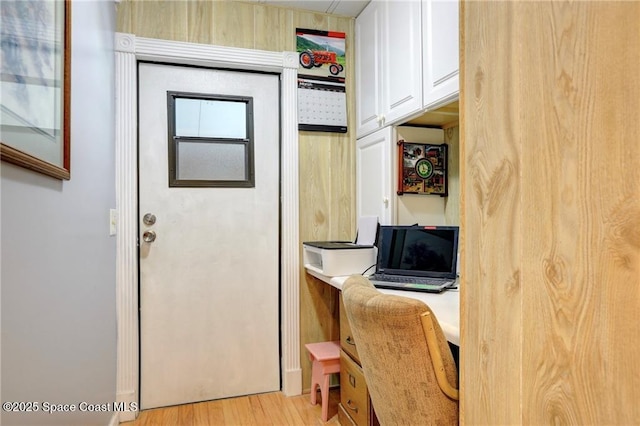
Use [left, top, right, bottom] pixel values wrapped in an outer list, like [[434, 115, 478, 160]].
[[339, 293, 360, 363], [338, 402, 357, 426], [340, 349, 369, 426]]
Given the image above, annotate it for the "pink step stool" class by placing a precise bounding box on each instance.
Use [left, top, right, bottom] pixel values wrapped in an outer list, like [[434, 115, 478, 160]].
[[305, 340, 341, 422]]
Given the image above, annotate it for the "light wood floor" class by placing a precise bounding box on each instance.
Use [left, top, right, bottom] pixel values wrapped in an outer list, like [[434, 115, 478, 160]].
[[122, 389, 341, 426]]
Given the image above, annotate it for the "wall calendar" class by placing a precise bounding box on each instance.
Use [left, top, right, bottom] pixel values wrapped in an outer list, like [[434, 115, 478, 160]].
[[296, 28, 347, 133], [297, 79, 347, 132]]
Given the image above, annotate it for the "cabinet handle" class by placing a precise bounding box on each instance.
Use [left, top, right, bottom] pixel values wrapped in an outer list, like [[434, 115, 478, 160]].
[[349, 373, 356, 387], [376, 114, 385, 125], [346, 399, 359, 413], [345, 336, 356, 346]]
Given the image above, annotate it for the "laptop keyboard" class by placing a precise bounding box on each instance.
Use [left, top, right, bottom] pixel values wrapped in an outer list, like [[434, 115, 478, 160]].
[[372, 275, 451, 286]]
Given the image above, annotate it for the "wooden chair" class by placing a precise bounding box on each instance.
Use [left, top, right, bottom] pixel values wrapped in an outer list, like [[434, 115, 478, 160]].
[[341, 274, 459, 425]]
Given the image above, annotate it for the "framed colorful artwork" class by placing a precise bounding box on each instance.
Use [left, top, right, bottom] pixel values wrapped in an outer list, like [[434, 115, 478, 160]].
[[397, 140, 448, 196]]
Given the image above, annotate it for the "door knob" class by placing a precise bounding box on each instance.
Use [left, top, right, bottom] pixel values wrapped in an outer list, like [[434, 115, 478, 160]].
[[143, 213, 156, 226], [143, 230, 156, 243]]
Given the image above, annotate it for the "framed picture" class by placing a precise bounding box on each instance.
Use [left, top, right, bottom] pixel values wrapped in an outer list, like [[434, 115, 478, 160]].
[[397, 140, 448, 196], [0, 0, 71, 180]]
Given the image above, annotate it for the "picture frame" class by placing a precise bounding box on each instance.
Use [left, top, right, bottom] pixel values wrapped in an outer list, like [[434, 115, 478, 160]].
[[0, 0, 71, 180], [397, 140, 448, 197]]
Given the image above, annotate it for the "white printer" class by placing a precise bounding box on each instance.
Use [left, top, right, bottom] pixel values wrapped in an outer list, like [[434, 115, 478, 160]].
[[303, 216, 379, 277], [303, 241, 377, 277]]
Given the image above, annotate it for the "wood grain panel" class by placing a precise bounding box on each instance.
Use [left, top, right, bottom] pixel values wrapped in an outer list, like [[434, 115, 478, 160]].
[[211, 1, 255, 49], [519, 2, 640, 424], [292, 10, 330, 37], [444, 125, 460, 225], [293, 9, 355, 391], [329, 17, 357, 239], [117, 0, 356, 398], [116, 0, 132, 34], [462, 1, 640, 424], [460, 1, 522, 424], [186, 0, 214, 44], [130, 0, 188, 41], [254, 5, 290, 51]]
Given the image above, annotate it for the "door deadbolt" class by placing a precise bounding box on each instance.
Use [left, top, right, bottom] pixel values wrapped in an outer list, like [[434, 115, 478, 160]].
[[143, 230, 156, 243], [143, 213, 156, 226]]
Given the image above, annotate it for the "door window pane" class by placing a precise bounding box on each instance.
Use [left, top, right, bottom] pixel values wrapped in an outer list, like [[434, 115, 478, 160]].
[[168, 92, 254, 187], [177, 141, 246, 181], [175, 98, 247, 139]]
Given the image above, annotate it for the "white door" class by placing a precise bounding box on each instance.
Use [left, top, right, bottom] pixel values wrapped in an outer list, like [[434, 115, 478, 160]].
[[138, 63, 280, 409]]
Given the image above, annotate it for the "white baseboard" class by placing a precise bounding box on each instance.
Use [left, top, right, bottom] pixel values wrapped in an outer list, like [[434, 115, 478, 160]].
[[115, 390, 138, 423], [282, 367, 302, 396], [108, 413, 119, 426]]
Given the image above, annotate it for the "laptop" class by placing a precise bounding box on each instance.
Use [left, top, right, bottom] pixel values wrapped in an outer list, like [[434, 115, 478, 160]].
[[368, 225, 459, 293]]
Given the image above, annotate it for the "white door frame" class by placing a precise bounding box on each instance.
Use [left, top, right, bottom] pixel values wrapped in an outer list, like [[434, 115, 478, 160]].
[[114, 33, 301, 422]]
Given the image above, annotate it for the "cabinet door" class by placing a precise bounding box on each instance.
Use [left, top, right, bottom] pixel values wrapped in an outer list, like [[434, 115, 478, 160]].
[[422, 0, 459, 109], [356, 127, 394, 225], [381, 0, 423, 124], [355, 1, 383, 138]]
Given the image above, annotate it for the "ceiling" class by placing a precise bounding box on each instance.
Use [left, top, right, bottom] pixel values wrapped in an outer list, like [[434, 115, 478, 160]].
[[247, 0, 371, 17]]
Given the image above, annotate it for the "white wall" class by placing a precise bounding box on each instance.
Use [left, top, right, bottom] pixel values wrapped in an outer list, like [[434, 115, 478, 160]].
[[1, 2, 117, 425], [395, 126, 448, 225]]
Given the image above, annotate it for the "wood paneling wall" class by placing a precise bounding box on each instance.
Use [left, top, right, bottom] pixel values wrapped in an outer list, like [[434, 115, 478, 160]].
[[461, 1, 640, 424], [117, 0, 355, 393], [444, 125, 460, 226]]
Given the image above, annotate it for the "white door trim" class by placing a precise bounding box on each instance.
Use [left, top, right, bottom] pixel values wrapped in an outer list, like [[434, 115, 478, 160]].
[[114, 33, 301, 422]]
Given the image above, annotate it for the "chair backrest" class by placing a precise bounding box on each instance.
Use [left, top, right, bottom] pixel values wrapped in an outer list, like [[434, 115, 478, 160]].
[[342, 274, 458, 425]]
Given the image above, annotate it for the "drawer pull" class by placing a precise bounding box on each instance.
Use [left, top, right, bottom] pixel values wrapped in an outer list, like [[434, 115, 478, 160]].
[[345, 336, 356, 346], [346, 399, 359, 413], [349, 373, 356, 387]]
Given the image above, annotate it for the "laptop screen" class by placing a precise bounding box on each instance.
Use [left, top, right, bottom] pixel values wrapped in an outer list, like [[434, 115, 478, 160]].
[[375, 226, 459, 279]]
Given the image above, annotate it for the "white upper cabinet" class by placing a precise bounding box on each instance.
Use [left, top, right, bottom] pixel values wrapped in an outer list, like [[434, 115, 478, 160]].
[[381, 1, 423, 127], [422, 0, 459, 109], [356, 126, 395, 225], [356, 1, 423, 139], [355, 2, 383, 138]]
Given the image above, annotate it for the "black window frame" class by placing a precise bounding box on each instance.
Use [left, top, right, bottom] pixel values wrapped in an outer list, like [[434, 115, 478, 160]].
[[167, 91, 255, 188]]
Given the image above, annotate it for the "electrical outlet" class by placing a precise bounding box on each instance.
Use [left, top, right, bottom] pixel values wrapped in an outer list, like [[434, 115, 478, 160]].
[[110, 209, 117, 236]]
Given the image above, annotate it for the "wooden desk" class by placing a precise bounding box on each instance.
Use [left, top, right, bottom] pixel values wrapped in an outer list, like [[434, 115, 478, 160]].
[[306, 267, 460, 426], [305, 268, 460, 346]]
